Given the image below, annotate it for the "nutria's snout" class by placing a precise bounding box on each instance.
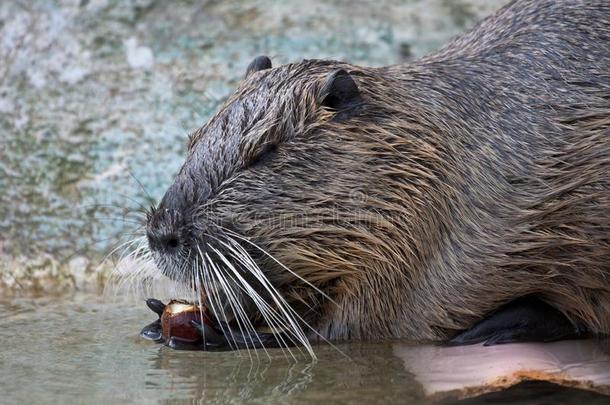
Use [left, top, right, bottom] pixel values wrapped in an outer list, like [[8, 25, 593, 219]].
[[145, 206, 191, 279], [145, 173, 214, 277], [145, 183, 210, 278], [146, 208, 183, 253]]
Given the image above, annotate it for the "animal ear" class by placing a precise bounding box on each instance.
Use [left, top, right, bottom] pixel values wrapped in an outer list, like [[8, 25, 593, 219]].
[[246, 55, 272, 77], [319, 69, 361, 110]]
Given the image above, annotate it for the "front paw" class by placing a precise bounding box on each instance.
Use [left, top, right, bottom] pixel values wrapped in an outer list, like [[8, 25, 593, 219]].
[[140, 297, 227, 350], [140, 319, 164, 342], [139, 298, 166, 343]]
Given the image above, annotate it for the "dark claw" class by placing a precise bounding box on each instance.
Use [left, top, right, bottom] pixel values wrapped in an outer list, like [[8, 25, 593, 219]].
[[140, 319, 164, 343], [146, 298, 166, 316], [141, 298, 165, 343], [166, 336, 204, 350]]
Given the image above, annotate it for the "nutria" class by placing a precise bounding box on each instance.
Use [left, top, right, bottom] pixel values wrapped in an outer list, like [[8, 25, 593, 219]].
[[139, 0, 610, 352]]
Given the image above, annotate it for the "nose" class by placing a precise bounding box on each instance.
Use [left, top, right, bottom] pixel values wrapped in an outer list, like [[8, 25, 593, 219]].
[[146, 209, 183, 253], [147, 230, 180, 252]]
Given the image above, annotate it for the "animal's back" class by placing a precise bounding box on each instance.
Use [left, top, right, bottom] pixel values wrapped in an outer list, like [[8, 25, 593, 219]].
[[388, 0, 610, 339]]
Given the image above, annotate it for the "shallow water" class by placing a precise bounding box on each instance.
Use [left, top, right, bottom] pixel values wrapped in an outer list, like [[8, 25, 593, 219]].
[[1, 294, 609, 404], [0, 294, 423, 404]]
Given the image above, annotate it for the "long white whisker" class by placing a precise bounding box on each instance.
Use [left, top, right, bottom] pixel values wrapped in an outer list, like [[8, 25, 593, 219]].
[[215, 242, 311, 355], [207, 245, 299, 359], [221, 236, 346, 358], [197, 246, 240, 352], [207, 243, 311, 359], [206, 256, 256, 361], [221, 227, 337, 307]]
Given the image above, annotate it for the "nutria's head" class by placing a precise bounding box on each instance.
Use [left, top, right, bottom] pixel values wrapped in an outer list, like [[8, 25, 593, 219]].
[[145, 56, 439, 345]]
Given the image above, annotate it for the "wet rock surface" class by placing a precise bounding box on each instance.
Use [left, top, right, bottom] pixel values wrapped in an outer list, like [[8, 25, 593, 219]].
[[0, 0, 507, 291]]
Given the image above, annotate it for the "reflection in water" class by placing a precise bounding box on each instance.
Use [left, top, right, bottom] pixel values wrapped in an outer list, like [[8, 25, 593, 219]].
[[147, 349, 317, 403], [1, 293, 608, 404], [144, 340, 423, 404], [0, 294, 420, 404]]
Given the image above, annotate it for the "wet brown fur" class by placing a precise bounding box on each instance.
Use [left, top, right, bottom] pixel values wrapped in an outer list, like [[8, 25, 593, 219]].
[[150, 0, 610, 342]]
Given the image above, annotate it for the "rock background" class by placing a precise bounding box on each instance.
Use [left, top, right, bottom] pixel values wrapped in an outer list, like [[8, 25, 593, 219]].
[[0, 0, 508, 292]]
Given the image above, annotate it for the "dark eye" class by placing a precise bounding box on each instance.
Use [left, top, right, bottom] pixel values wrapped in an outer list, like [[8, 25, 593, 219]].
[[249, 143, 277, 168]]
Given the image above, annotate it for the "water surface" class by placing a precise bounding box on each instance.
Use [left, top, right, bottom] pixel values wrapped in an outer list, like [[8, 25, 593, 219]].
[[0, 294, 422, 404], [1, 294, 608, 404]]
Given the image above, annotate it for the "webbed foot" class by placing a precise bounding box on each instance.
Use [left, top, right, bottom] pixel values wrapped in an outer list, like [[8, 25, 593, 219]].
[[450, 297, 587, 346]]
